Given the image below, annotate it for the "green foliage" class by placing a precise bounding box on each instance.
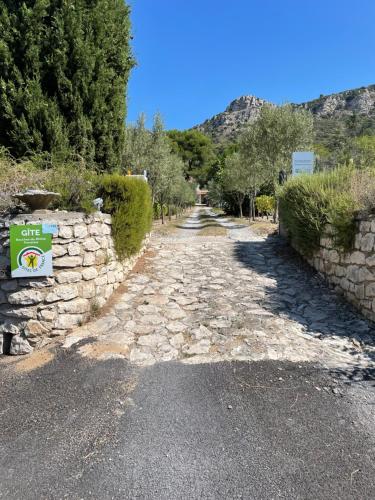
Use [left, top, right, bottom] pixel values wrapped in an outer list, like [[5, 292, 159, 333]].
[[0, 149, 97, 212], [241, 104, 314, 191], [279, 168, 360, 256], [221, 152, 249, 217], [326, 193, 357, 250], [123, 114, 151, 173], [153, 203, 167, 220], [350, 135, 375, 169], [0, 150, 46, 211], [313, 112, 375, 170], [98, 175, 152, 259], [0, 1, 134, 168], [207, 179, 224, 208], [255, 195, 275, 216], [125, 114, 196, 222], [213, 105, 313, 219], [44, 160, 98, 213], [167, 129, 218, 185]]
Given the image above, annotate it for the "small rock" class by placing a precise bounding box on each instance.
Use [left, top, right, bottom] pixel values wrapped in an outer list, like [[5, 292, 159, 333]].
[[351, 338, 362, 349], [56, 271, 82, 284], [192, 324, 212, 340], [183, 339, 211, 356], [8, 289, 43, 306], [10, 335, 33, 355], [170, 333, 185, 348]]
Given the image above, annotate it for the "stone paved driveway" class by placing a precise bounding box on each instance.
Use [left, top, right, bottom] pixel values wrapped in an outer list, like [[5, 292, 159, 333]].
[[65, 207, 375, 374]]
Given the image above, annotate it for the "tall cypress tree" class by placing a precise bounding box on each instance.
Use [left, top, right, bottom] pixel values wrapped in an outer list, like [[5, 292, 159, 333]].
[[0, 0, 134, 169]]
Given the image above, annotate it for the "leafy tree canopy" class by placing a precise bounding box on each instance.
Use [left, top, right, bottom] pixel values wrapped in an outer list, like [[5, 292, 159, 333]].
[[166, 129, 217, 186]]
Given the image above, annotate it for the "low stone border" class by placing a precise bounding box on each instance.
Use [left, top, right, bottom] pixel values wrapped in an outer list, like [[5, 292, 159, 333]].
[[0, 211, 148, 354], [288, 215, 375, 323]]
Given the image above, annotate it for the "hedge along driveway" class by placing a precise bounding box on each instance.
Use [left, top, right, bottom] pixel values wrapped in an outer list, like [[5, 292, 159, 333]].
[[98, 175, 153, 259]]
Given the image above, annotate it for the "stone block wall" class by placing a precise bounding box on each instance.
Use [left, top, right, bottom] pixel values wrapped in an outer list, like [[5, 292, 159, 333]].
[[0, 211, 147, 354], [304, 216, 375, 322]]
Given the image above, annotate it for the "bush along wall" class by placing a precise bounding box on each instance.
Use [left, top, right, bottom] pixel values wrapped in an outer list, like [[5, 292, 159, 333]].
[[278, 167, 360, 256], [279, 166, 375, 323], [98, 175, 153, 259]]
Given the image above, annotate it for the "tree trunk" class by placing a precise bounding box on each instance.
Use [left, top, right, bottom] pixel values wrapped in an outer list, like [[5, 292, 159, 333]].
[[252, 193, 255, 221], [274, 197, 279, 223], [161, 199, 165, 224]]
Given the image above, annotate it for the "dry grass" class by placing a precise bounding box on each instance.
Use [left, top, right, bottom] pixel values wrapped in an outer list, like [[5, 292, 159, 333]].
[[230, 216, 278, 237], [197, 211, 228, 236], [0, 155, 47, 212], [350, 169, 375, 211], [152, 219, 182, 236], [198, 225, 228, 236], [249, 220, 278, 237], [152, 210, 193, 236]]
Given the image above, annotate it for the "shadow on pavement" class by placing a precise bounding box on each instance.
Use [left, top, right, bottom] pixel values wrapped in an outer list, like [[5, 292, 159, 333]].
[[177, 211, 247, 231], [176, 223, 245, 230], [233, 234, 375, 384]]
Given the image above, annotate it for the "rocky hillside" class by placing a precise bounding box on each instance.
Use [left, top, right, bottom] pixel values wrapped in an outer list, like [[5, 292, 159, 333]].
[[194, 84, 375, 142]]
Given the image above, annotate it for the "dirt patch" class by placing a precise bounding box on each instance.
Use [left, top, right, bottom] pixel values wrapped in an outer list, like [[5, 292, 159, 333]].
[[250, 220, 278, 237], [152, 211, 192, 236], [131, 248, 155, 274], [229, 216, 278, 237], [152, 220, 180, 236], [198, 225, 227, 236], [93, 248, 155, 320], [14, 349, 55, 373], [78, 341, 130, 360]]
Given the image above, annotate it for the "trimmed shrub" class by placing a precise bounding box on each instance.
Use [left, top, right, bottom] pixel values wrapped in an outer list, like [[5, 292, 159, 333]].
[[98, 174, 152, 259], [255, 195, 275, 218]]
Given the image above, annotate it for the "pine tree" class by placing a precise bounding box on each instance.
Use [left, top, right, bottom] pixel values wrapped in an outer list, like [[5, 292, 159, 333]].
[[0, 0, 134, 169]]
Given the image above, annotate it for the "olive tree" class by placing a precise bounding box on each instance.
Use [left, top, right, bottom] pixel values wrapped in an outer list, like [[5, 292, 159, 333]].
[[241, 104, 314, 220]]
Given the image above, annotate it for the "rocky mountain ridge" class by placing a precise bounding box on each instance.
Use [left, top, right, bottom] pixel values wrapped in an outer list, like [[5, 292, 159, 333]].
[[194, 84, 375, 142]]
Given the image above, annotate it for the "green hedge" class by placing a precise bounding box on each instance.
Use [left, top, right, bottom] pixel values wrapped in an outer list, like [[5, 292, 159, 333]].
[[279, 167, 359, 256], [98, 174, 152, 259]]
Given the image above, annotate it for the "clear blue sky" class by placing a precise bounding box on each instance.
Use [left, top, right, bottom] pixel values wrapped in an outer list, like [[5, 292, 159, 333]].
[[127, 0, 375, 130]]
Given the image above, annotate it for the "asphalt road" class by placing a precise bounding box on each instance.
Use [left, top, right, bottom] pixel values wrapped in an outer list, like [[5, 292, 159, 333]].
[[0, 345, 374, 499]]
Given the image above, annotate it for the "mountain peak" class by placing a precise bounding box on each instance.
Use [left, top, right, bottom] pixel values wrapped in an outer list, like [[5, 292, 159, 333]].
[[194, 94, 272, 141], [225, 95, 268, 113], [194, 84, 375, 142]]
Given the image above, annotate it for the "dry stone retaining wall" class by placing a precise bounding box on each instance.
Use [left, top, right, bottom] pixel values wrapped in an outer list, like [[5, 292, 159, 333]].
[[0, 211, 147, 354], [303, 216, 375, 322]]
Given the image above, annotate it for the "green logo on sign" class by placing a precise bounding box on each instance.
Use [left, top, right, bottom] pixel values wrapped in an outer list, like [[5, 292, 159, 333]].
[[10, 224, 54, 278], [17, 246, 46, 273]]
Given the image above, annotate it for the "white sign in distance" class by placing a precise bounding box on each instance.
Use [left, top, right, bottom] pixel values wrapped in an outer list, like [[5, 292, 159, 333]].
[[292, 151, 315, 175]]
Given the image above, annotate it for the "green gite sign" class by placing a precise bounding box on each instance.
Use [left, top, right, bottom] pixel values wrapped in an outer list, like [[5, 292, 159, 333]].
[[10, 224, 55, 278]]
